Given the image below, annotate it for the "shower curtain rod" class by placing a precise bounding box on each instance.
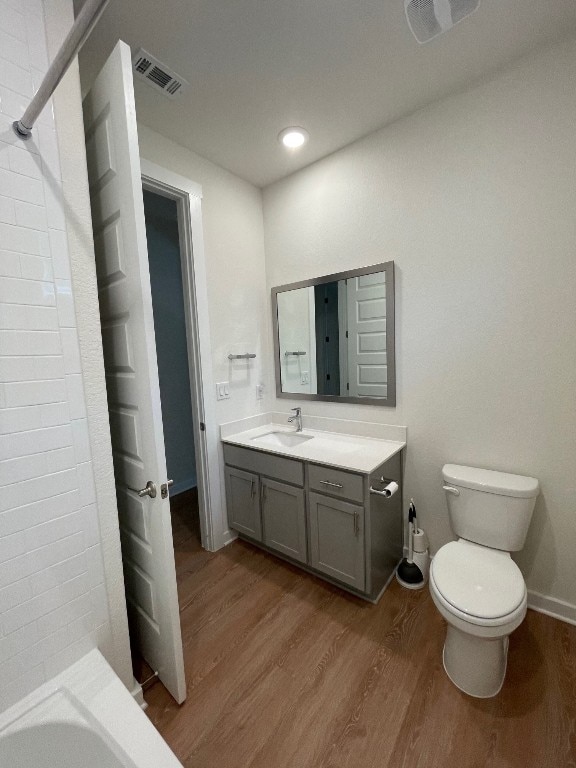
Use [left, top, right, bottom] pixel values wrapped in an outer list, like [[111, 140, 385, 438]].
[[13, 0, 110, 140]]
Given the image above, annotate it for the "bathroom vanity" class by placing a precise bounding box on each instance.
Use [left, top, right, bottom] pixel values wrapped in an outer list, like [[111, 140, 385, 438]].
[[221, 420, 405, 602]]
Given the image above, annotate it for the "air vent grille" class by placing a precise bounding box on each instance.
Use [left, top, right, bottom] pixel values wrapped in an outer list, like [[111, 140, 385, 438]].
[[404, 0, 481, 44], [131, 48, 189, 99]]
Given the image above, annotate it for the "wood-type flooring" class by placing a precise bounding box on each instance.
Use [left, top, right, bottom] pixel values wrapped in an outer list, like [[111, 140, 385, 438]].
[[140, 489, 576, 768]]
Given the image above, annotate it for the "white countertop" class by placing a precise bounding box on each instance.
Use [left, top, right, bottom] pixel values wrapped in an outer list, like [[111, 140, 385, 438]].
[[221, 423, 405, 474]]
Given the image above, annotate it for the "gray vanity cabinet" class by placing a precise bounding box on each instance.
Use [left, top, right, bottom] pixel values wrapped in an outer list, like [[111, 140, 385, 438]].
[[224, 466, 262, 541], [261, 478, 307, 564], [308, 493, 365, 591], [223, 442, 402, 603]]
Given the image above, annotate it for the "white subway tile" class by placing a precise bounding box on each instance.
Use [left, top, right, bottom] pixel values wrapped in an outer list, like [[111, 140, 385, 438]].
[[65, 373, 86, 419], [0, 621, 39, 664], [0, 467, 77, 513], [7, 140, 42, 178], [0, 329, 61, 354], [37, 124, 61, 181], [82, 504, 100, 548], [39, 401, 70, 427], [0, 249, 21, 277], [0, 572, 31, 612], [49, 229, 69, 279], [0, 303, 58, 330], [76, 461, 96, 508], [71, 418, 91, 464], [15, 199, 47, 230], [43, 632, 96, 681], [43, 181, 65, 230], [34, 354, 65, 379], [0, 30, 28, 68], [20, 253, 53, 280], [0, 275, 55, 305], [4, 377, 66, 407], [0, 221, 42, 254], [0, 403, 42, 434], [0, 192, 15, 223], [36, 589, 92, 640], [30, 551, 87, 597], [0, 139, 9, 169], [0, 664, 45, 712], [0, 2, 27, 42], [60, 327, 81, 373], [54, 278, 75, 326], [0, 168, 43, 205], [3, 571, 90, 634], [0, 355, 35, 382], [0, 489, 80, 536], [90, 583, 109, 628], [23, 9, 48, 72], [0, 55, 33, 96], [86, 544, 105, 589]]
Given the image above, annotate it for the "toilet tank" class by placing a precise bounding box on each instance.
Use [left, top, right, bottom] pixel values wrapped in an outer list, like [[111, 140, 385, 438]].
[[442, 464, 539, 551]]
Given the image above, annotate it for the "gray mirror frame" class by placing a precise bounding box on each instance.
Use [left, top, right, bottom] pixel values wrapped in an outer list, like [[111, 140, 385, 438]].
[[272, 261, 395, 407]]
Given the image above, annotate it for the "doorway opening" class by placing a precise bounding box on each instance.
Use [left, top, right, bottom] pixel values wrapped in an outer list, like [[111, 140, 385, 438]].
[[142, 189, 201, 550]]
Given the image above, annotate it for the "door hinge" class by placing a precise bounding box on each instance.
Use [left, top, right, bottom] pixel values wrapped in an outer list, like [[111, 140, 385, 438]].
[[199, 422, 206, 431]]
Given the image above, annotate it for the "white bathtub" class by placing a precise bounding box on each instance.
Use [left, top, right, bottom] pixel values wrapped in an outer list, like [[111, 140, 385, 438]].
[[0, 649, 182, 768]]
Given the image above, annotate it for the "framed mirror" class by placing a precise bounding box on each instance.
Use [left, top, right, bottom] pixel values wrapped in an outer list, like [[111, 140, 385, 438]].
[[272, 261, 395, 406]]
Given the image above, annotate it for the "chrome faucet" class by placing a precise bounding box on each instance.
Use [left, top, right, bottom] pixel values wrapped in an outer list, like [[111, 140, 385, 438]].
[[287, 407, 302, 432]]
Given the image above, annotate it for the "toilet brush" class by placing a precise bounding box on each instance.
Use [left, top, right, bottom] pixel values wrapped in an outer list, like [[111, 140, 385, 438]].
[[396, 499, 426, 589]]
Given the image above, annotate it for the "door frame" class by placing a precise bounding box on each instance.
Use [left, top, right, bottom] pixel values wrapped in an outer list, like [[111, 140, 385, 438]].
[[141, 159, 223, 552]]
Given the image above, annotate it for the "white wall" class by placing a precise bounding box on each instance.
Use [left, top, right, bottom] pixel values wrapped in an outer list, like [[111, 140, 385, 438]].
[[263, 38, 576, 609], [0, 0, 131, 711]]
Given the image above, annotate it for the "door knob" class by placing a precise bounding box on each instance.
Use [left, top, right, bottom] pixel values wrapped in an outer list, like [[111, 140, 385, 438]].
[[130, 480, 157, 499]]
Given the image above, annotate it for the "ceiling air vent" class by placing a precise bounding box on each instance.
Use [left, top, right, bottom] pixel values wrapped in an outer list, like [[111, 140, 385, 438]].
[[404, 0, 481, 44], [131, 48, 189, 99]]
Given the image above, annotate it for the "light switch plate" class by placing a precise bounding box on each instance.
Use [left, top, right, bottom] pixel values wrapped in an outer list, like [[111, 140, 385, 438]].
[[301, 371, 309, 385], [256, 383, 264, 400], [216, 381, 230, 400]]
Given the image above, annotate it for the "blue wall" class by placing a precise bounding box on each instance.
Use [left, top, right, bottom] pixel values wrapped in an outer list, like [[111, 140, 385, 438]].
[[143, 190, 196, 494]]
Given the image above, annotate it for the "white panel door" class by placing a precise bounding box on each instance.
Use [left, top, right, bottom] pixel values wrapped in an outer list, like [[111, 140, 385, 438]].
[[346, 272, 387, 398], [83, 41, 186, 703]]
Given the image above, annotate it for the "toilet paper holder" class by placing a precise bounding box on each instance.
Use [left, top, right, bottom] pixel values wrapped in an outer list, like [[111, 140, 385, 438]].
[[369, 477, 399, 498]]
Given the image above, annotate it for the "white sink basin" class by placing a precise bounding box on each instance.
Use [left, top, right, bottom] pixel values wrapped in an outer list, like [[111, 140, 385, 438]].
[[251, 430, 314, 448]]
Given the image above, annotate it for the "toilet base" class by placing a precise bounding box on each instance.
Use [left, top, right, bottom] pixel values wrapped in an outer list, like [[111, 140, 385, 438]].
[[443, 625, 509, 698]]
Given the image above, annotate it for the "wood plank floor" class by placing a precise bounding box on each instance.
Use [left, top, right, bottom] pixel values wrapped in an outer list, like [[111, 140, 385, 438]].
[[143, 490, 576, 768]]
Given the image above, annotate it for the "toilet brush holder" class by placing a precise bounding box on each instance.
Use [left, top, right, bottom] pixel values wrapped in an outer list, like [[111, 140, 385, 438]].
[[397, 527, 430, 590]]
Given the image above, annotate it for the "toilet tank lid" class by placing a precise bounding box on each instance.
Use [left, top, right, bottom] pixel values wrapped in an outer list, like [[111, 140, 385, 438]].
[[442, 464, 539, 498]]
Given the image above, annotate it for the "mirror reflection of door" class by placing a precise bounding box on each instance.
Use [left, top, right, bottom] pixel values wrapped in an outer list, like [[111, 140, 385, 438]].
[[314, 282, 340, 396]]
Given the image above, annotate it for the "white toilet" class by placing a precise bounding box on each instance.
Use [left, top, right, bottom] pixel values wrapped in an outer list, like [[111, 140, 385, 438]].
[[429, 463, 539, 698]]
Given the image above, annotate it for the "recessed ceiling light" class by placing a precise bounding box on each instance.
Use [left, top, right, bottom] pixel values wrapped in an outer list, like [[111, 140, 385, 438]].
[[278, 127, 309, 149]]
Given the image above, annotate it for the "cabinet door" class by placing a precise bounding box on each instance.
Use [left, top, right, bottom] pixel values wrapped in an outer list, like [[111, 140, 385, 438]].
[[309, 492, 365, 591], [261, 479, 307, 564], [225, 466, 262, 541]]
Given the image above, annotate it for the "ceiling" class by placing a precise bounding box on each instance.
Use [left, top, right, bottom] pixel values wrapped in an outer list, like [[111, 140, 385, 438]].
[[78, 0, 576, 187]]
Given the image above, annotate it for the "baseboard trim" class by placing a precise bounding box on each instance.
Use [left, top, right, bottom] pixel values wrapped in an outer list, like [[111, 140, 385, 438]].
[[527, 591, 576, 626]]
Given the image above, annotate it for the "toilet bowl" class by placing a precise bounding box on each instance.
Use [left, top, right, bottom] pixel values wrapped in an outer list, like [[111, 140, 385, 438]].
[[430, 539, 527, 697], [430, 464, 539, 698]]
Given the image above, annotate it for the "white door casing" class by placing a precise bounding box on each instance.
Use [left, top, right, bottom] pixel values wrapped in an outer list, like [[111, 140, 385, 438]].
[[83, 41, 186, 703], [346, 271, 388, 398]]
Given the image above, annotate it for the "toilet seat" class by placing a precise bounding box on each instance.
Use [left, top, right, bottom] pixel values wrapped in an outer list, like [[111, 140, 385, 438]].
[[431, 540, 526, 626]]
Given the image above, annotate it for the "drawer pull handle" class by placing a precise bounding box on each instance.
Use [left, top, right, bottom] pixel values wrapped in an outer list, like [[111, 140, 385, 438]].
[[250, 479, 255, 498], [319, 480, 344, 489]]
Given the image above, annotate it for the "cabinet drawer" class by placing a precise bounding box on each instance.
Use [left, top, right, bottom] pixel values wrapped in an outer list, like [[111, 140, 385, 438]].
[[223, 443, 304, 487], [308, 464, 364, 504]]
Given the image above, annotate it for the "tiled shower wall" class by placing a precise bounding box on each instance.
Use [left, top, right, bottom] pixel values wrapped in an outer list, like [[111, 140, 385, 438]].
[[0, 0, 109, 711]]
